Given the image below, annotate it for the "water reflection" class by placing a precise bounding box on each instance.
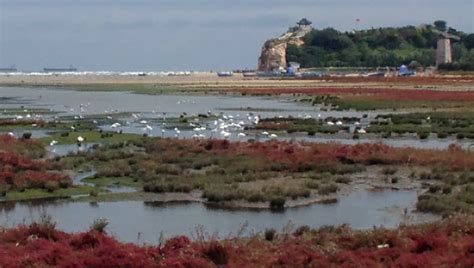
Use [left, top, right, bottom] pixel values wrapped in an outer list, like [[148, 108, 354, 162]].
[[0, 189, 436, 244]]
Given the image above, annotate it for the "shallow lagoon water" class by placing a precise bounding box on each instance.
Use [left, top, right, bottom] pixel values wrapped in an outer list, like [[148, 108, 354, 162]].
[[0, 188, 433, 244], [0, 86, 382, 119]]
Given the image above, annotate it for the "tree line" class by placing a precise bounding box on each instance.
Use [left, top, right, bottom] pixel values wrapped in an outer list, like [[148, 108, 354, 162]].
[[286, 21, 474, 70]]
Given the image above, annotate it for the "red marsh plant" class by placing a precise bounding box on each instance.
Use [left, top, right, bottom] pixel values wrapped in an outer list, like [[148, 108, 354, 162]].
[[0, 135, 71, 192], [0, 216, 472, 267]]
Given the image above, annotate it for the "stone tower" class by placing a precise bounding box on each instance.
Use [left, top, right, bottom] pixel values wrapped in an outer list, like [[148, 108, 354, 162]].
[[436, 38, 452, 67]]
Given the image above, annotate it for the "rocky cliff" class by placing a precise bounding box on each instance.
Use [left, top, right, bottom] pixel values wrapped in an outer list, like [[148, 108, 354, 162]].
[[257, 26, 312, 71]]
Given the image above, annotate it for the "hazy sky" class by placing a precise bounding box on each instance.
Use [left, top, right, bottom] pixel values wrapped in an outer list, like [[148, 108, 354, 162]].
[[1, 0, 473, 71]]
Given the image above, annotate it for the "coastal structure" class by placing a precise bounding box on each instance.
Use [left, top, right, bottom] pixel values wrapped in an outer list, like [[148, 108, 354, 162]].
[[434, 27, 460, 67], [257, 18, 313, 72]]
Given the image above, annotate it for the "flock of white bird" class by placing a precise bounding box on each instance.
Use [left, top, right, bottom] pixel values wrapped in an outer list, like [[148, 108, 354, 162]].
[[5, 103, 370, 149]]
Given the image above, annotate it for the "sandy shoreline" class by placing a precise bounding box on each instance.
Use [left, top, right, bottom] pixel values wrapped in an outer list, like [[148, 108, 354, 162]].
[[0, 73, 473, 91]]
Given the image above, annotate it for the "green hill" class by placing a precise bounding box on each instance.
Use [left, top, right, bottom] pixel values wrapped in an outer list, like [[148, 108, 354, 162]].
[[286, 21, 474, 70]]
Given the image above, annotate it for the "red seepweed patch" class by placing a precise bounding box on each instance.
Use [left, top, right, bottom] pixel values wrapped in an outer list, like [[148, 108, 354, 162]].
[[0, 216, 472, 267]]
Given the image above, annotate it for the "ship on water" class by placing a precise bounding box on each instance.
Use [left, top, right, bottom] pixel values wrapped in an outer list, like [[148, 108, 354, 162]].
[[0, 66, 18, 72], [43, 65, 77, 72]]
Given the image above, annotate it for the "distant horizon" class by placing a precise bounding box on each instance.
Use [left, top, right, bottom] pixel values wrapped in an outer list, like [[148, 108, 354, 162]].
[[1, 0, 473, 71]]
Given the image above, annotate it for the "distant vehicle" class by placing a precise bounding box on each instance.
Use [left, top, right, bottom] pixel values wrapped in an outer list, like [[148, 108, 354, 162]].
[[243, 72, 257, 78], [257, 71, 295, 78], [217, 71, 233, 77], [301, 71, 323, 78], [398, 65, 415, 77], [366, 71, 386, 77]]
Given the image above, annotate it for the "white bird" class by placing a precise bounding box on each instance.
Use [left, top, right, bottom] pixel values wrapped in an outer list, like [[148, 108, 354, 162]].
[[92, 120, 98, 124], [262, 131, 269, 135], [354, 122, 360, 126], [254, 116, 260, 125], [358, 129, 367, 134], [50, 140, 58, 146], [106, 116, 113, 120], [269, 134, 278, 138], [77, 136, 84, 143], [139, 120, 148, 124], [7, 132, 15, 137], [336, 121, 343, 126], [238, 132, 246, 137], [111, 123, 121, 128], [327, 122, 335, 126], [145, 125, 153, 131], [221, 131, 231, 138]]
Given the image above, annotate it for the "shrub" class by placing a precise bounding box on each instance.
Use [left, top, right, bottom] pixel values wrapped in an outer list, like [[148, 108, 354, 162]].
[[22, 132, 32, 139], [418, 132, 429, 139], [335, 176, 351, 184], [90, 218, 109, 233], [382, 167, 398, 175], [202, 241, 228, 265], [270, 197, 286, 210], [429, 184, 442, 193], [89, 189, 99, 197], [442, 186, 452, 194], [306, 180, 320, 189], [264, 228, 276, 241], [44, 181, 59, 192], [318, 183, 338, 195], [456, 133, 465, 139], [294, 225, 311, 236], [437, 132, 448, 139]]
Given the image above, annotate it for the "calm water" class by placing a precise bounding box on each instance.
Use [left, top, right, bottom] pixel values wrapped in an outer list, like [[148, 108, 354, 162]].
[[0, 189, 434, 244], [0, 86, 381, 119]]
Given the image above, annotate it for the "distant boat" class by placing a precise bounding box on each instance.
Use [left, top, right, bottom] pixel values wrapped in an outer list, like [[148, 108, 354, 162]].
[[0, 66, 18, 73], [257, 71, 295, 78], [43, 66, 77, 72], [217, 71, 233, 77]]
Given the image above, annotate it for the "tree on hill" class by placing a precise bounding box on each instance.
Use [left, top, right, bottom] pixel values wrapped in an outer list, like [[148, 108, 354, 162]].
[[464, 34, 474, 50], [286, 22, 472, 69], [434, 20, 448, 32]]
